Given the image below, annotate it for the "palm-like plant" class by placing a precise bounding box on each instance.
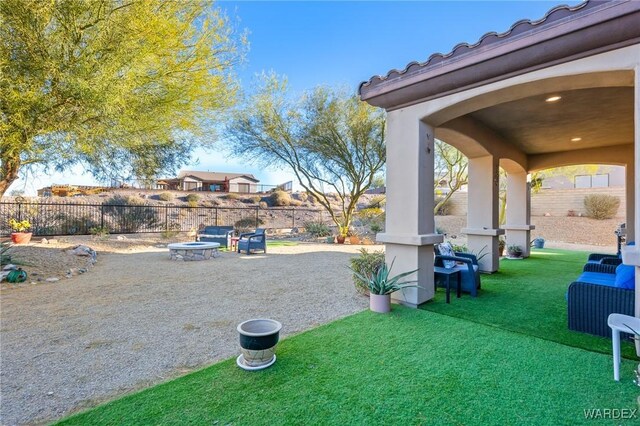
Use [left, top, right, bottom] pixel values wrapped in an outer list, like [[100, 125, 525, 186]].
[[351, 258, 419, 295]]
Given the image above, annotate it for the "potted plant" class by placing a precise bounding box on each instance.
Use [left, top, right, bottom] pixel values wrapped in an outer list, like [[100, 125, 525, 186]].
[[498, 237, 506, 257], [507, 244, 523, 259], [351, 258, 419, 313], [532, 237, 545, 249], [236, 318, 282, 370], [8, 219, 32, 244], [348, 231, 360, 245]]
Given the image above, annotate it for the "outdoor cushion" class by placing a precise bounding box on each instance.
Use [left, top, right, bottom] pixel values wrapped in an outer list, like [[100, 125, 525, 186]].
[[575, 272, 617, 288], [438, 242, 456, 269], [614, 264, 635, 290]]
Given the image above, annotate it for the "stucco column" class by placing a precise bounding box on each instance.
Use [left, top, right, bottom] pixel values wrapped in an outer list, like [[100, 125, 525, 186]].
[[625, 165, 635, 244], [462, 155, 504, 272], [503, 171, 535, 258], [377, 110, 443, 307], [621, 65, 640, 355]]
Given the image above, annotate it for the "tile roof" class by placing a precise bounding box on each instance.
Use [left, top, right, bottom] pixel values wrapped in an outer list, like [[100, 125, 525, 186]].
[[359, 1, 592, 93]]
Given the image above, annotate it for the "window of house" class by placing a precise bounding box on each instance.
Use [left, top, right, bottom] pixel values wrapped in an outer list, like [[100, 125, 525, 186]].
[[592, 174, 609, 188], [574, 175, 591, 188]]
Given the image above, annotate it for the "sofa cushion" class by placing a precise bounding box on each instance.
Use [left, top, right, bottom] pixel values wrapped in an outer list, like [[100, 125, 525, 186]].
[[614, 264, 635, 289], [576, 272, 617, 287]]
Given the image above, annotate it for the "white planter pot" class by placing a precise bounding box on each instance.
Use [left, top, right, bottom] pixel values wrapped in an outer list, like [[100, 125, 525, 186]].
[[237, 318, 282, 370], [370, 293, 391, 313]]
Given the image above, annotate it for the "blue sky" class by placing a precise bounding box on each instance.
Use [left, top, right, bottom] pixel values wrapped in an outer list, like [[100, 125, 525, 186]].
[[14, 0, 583, 195]]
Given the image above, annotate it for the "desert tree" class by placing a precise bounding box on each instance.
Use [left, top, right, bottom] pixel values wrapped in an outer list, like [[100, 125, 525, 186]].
[[0, 0, 245, 197], [226, 75, 385, 237], [434, 139, 468, 214]]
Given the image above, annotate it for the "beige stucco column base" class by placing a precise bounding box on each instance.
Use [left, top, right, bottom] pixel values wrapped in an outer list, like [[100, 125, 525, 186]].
[[502, 225, 536, 258], [378, 233, 444, 307], [461, 227, 505, 272]]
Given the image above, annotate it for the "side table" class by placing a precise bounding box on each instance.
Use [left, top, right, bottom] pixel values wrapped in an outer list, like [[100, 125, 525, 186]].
[[434, 266, 461, 304]]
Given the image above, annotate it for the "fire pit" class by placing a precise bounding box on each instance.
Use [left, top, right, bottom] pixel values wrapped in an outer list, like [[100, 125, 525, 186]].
[[167, 242, 220, 261]]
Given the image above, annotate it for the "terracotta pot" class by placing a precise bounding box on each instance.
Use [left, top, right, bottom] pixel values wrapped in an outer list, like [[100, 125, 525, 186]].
[[370, 293, 391, 313], [336, 235, 346, 244], [11, 232, 32, 244]]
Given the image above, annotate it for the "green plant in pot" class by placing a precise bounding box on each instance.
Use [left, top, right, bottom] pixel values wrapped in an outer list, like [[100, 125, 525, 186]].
[[498, 237, 506, 257], [507, 244, 523, 258], [351, 258, 419, 313]]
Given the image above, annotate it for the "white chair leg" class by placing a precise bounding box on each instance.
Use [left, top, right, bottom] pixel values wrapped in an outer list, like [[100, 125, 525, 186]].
[[612, 329, 621, 381]]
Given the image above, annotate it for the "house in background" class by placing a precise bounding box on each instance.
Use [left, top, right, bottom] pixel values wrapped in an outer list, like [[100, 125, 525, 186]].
[[540, 165, 625, 189], [157, 170, 260, 193]]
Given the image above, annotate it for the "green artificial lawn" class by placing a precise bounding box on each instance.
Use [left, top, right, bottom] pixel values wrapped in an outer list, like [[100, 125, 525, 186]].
[[266, 240, 299, 247], [422, 248, 638, 359], [58, 307, 639, 425]]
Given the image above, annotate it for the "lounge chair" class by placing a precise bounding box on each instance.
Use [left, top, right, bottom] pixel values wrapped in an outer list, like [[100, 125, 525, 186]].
[[237, 228, 267, 255], [434, 242, 481, 297], [567, 262, 635, 337]]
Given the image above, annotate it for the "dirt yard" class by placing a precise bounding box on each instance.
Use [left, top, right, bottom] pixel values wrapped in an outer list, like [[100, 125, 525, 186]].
[[0, 240, 370, 425]]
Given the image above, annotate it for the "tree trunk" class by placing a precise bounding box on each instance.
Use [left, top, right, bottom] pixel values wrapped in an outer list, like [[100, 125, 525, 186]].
[[0, 153, 21, 198]]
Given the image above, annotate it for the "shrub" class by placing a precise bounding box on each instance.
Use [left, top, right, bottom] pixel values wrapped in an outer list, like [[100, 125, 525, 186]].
[[370, 223, 383, 233], [89, 226, 109, 239], [158, 192, 173, 202], [367, 195, 386, 209], [304, 221, 331, 237], [350, 248, 385, 295], [259, 201, 268, 209], [187, 200, 198, 208], [224, 193, 241, 200], [296, 192, 308, 203], [185, 193, 200, 203], [290, 199, 302, 206], [234, 217, 264, 233], [269, 190, 291, 206], [103, 195, 159, 232], [584, 194, 620, 220], [161, 222, 181, 239]]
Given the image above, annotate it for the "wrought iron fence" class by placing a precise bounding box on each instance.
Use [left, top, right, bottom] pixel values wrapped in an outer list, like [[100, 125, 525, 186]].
[[0, 200, 329, 236]]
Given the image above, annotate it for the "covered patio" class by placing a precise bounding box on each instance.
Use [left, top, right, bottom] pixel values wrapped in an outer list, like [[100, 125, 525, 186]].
[[359, 0, 640, 329]]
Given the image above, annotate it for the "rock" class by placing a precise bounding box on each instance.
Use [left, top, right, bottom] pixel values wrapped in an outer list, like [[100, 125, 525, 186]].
[[41, 238, 49, 244], [78, 268, 87, 274], [544, 212, 551, 217], [45, 277, 60, 282], [2, 264, 17, 271], [116, 235, 127, 240], [48, 239, 58, 244], [68, 245, 97, 260]]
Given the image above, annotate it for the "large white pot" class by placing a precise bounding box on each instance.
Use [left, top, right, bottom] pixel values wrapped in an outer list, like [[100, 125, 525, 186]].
[[237, 318, 282, 370], [370, 293, 391, 313]]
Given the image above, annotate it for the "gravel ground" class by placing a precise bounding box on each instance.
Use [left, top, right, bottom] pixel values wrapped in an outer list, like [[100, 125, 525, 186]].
[[0, 243, 369, 425]]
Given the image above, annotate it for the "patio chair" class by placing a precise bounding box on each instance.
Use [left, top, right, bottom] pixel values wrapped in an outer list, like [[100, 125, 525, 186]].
[[434, 243, 481, 297], [197, 226, 234, 248], [237, 228, 267, 255], [567, 262, 635, 337]]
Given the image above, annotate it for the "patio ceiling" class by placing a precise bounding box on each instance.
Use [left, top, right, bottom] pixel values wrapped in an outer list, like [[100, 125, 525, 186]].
[[464, 86, 634, 155]]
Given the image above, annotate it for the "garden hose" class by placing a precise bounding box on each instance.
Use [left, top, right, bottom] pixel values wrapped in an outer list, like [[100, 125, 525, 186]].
[[6, 268, 27, 283]]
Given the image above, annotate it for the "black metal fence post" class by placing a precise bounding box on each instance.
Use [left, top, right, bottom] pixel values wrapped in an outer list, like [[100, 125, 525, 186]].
[[100, 205, 105, 229], [291, 208, 295, 229], [255, 206, 259, 228]]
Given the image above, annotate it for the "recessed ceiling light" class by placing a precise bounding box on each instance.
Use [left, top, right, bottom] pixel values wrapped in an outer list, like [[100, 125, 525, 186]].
[[545, 96, 562, 103], [571, 137, 582, 142]]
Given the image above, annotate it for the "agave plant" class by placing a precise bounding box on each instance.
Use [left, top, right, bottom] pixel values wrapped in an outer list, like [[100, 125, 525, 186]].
[[351, 258, 419, 295]]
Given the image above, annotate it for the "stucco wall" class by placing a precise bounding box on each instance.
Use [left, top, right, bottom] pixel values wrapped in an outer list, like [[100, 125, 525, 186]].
[[444, 187, 625, 218]]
